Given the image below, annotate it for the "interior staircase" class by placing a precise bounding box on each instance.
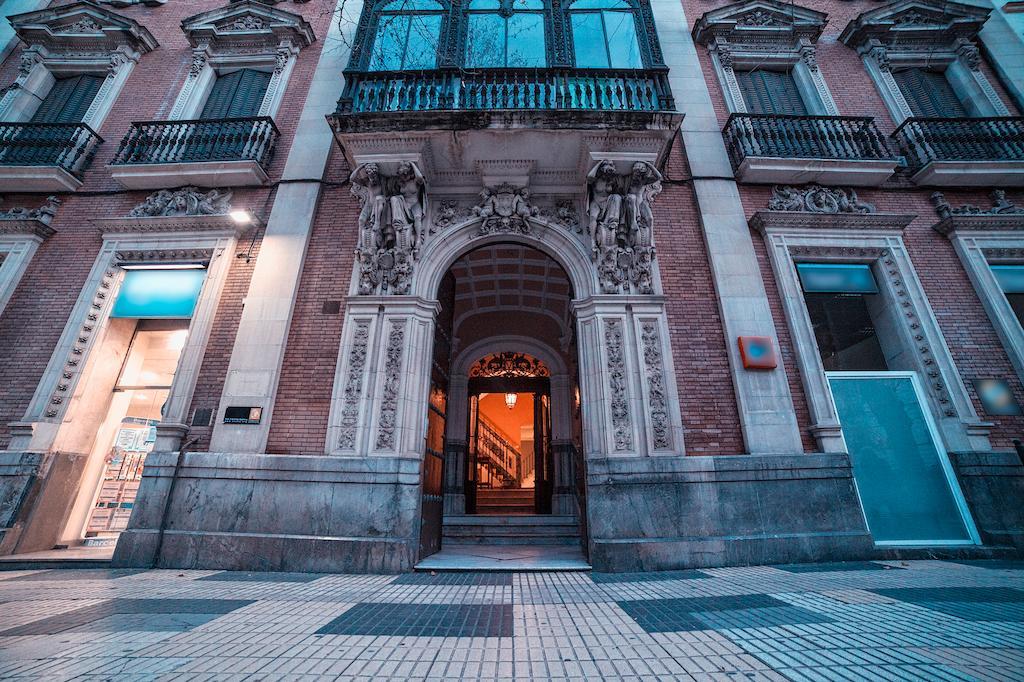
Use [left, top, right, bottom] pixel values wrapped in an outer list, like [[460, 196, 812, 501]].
[[476, 488, 534, 514]]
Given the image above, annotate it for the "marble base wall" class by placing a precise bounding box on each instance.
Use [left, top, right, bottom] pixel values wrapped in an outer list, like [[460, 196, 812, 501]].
[[0, 450, 87, 555], [584, 453, 876, 572], [950, 451, 1024, 550], [112, 451, 424, 574], [0, 452, 43, 550]]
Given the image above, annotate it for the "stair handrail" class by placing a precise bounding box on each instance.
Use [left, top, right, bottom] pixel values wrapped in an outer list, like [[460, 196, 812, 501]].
[[476, 415, 520, 485]]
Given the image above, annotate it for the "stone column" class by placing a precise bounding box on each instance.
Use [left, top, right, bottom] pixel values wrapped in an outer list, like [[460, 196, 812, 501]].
[[647, 0, 804, 454], [208, 2, 361, 453]]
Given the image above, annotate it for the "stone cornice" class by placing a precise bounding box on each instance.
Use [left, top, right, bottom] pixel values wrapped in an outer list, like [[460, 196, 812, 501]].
[[839, 0, 990, 50], [692, 0, 827, 46], [933, 214, 1024, 237], [750, 211, 916, 234], [9, 1, 159, 55], [93, 214, 249, 238], [0, 219, 55, 240], [182, 0, 315, 51]]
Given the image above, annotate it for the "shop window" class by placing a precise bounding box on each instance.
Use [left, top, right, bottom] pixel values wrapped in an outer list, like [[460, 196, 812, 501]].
[[798, 263, 888, 372], [85, 320, 190, 537], [991, 264, 1024, 328], [465, 0, 546, 68], [892, 67, 968, 118], [369, 0, 445, 71], [568, 0, 642, 69]]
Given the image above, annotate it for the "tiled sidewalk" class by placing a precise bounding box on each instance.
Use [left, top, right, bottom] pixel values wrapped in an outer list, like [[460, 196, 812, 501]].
[[0, 560, 1022, 680]]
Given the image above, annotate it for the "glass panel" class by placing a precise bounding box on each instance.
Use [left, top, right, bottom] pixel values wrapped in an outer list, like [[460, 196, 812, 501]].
[[380, 0, 443, 9], [829, 375, 972, 544], [513, 0, 545, 8], [111, 268, 206, 319], [468, 0, 501, 8], [804, 293, 887, 371], [467, 13, 506, 67], [571, 13, 609, 68], [370, 14, 409, 70], [85, 320, 189, 537], [603, 11, 641, 69], [1006, 293, 1024, 328], [798, 263, 879, 294], [571, 0, 630, 8], [991, 265, 1024, 293], [507, 13, 546, 67], [404, 14, 442, 69]]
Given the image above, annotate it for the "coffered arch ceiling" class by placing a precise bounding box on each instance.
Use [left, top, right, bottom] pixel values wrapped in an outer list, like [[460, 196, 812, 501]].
[[447, 244, 574, 357]]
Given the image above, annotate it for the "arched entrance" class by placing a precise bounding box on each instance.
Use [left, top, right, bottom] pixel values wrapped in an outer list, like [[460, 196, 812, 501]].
[[420, 243, 586, 559]]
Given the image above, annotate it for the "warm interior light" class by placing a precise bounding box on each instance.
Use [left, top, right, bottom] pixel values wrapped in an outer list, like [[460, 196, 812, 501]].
[[229, 209, 253, 224], [505, 392, 517, 409], [120, 263, 205, 270], [167, 329, 189, 351]]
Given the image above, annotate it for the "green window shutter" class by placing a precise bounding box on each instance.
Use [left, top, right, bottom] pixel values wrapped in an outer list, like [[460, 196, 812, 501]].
[[735, 69, 806, 116], [199, 70, 242, 119], [893, 68, 967, 118], [30, 75, 103, 123], [200, 69, 270, 119]]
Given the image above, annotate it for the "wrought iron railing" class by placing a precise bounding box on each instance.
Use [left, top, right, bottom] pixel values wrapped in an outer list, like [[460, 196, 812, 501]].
[[723, 113, 893, 169], [337, 68, 675, 114], [110, 117, 279, 168], [0, 122, 102, 176], [476, 417, 520, 488], [892, 117, 1024, 171]]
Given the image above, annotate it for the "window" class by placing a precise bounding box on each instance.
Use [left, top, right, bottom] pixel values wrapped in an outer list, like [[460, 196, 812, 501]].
[[735, 69, 807, 116], [798, 264, 888, 372], [991, 264, 1024, 328], [369, 0, 445, 71], [892, 68, 968, 118], [199, 69, 272, 119], [465, 0, 546, 68], [568, 0, 642, 69], [29, 75, 103, 123]]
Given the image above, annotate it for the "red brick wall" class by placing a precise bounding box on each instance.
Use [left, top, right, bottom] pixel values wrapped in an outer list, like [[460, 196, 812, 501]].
[[0, 0, 334, 448], [683, 0, 1024, 449]]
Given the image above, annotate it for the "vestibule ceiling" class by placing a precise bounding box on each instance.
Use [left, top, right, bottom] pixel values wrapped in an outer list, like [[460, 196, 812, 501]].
[[448, 244, 573, 355]]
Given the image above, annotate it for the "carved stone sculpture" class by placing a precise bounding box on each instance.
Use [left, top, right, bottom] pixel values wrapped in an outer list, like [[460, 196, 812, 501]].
[[0, 195, 61, 224], [932, 190, 1024, 219], [768, 185, 875, 214], [128, 187, 232, 217], [473, 183, 538, 235], [350, 161, 427, 295], [586, 160, 662, 294]]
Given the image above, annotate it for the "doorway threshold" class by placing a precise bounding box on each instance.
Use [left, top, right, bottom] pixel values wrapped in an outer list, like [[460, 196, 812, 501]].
[[416, 544, 591, 572], [0, 545, 114, 571]]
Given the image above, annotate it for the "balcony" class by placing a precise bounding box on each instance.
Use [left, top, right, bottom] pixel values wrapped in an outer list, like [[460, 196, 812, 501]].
[[0, 122, 102, 192], [892, 117, 1024, 187], [723, 114, 898, 186], [109, 117, 279, 189]]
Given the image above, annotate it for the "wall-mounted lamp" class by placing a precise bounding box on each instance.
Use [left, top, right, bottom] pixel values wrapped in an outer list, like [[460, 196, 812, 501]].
[[229, 209, 255, 225]]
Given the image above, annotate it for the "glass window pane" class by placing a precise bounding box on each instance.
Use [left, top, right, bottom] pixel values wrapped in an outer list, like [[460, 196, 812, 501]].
[[468, 0, 502, 8], [403, 14, 442, 69], [603, 11, 641, 68], [804, 293, 887, 371], [466, 14, 506, 67], [513, 0, 545, 8], [380, 0, 443, 9], [116, 322, 190, 389], [797, 263, 879, 294], [571, 13, 608, 68], [370, 15, 409, 70], [507, 14, 546, 67], [991, 265, 1024, 293], [111, 269, 206, 319], [571, 0, 630, 8], [829, 375, 972, 544]]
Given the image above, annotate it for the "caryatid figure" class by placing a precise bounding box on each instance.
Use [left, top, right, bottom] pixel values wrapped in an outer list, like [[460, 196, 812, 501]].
[[586, 160, 624, 255], [624, 161, 662, 249], [388, 161, 426, 256], [350, 163, 386, 253]]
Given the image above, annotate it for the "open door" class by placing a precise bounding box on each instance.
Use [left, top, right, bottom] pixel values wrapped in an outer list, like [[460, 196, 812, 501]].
[[533, 391, 553, 514], [418, 387, 446, 559], [466, 394, 480, 515]]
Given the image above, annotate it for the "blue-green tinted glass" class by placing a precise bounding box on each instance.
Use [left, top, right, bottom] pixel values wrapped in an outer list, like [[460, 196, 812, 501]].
[[111, 269, 205, 319], [404, 14, 442, 68], [513, 0, 545, 8], [798, 263, 879, 294], [380, 0, 443, 9], [603, 11, 641, 68], [571, 0, 630, 8], [466, 14, 505, 67], [829, 375, 971, 544], [571, 13, 608, 67], [369, 15, 409, 70], [991, 265, 1024, 294], [468, 0, 501, 7], [507, 13, 546, 66]]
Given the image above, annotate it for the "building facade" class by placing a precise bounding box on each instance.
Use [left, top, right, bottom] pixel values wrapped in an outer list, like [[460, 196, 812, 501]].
[[0, 0, 1022, 573]]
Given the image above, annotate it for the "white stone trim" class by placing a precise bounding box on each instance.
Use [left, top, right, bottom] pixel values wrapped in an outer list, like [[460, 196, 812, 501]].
[[761, 226, 990, 454], [8, 228, 237, 454], [945, 231, 1024, 386], [0, 235, 42, 316]]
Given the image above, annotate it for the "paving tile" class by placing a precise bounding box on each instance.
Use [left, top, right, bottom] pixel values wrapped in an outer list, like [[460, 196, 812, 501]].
[[617, 594, 833, 633], [590, 570, 713, 584], [391, 571, 513, 586], [195, 571, 325, 583], [315, 602, 514, 637], [5, 568, 146, 581], [772, 562, 902, 574]]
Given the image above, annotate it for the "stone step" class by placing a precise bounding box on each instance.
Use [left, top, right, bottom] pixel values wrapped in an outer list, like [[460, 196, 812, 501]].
[[443, 515, 581, 545], [477, 489, 534, 500]]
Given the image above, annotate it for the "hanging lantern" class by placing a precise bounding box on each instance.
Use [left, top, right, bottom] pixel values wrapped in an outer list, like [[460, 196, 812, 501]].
[[504, 392, 517, 409]]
